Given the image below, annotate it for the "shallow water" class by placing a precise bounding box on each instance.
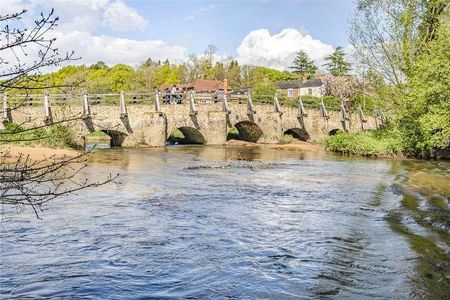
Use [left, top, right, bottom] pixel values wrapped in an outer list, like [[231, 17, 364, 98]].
[[1, 145, 449, 299]]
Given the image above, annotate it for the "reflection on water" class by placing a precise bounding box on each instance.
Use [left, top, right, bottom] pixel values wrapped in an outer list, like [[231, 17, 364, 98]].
[[85, 140, 111, 152], [1, 145, 449, 299]]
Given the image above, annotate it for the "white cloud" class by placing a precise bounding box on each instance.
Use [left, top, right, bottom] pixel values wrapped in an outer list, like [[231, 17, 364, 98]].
[[53, 30, 186, 66], [2, 0, 148, 32], [103, 0, 148, 31], [184, 4, 215, 20], [236, 28, 335, 71]]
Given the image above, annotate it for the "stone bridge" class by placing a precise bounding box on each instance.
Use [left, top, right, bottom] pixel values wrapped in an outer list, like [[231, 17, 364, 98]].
[[3, 92, 383, 147]]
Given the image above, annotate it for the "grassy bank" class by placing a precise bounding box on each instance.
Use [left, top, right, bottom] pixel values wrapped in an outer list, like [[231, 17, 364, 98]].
[[325, 128, 404, 158], [0, 123, 80, 150]]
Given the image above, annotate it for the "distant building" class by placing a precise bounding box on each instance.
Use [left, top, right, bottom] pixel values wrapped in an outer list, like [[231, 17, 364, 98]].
[[159, 79, 232, 94], [277, 79, 324, 98]]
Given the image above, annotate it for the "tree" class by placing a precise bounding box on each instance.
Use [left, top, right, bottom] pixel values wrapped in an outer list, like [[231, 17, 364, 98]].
[[349, 0, 432, 86], [323, 47, 351, 76], [90, 61, 109, 70], [349, 0, 449, 157], [0, 9, 114, 217], [398, 10, 450, 156], [289, 51, 317, 79], [204, 44, 218, 64]]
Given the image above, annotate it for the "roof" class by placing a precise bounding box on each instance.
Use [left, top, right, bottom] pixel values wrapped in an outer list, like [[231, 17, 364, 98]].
[[300, 79, 323, 88], [277, 80, 302, 89], [193, 80, 225, 92]]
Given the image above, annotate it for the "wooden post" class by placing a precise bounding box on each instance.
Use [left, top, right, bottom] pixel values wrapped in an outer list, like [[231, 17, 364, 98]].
[[82, 93, 91, 118], [189, 91, 197, 116], [246, 92, 256, 116], [119, 90, 128, 118], [358, 105, 367, 130], [297, 96, 308, 129], [319, 97, 329, 120], [274, 93, 282, 115], [298, 96, 308, 117], [43, 91, 52, 123], [2, 92, 10, 122], [222, 93, 231, 114], [155, 91, 161, 112], [339, 101, 349, 131]]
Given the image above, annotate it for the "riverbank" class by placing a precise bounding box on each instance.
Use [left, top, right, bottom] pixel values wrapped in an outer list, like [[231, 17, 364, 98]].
[[324, 129, 405, 158], [0, 145, 78, 161], [225, 139, 323, 152]]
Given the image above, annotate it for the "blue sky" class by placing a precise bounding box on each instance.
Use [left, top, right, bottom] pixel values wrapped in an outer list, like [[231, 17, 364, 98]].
[[119, 1, 355, 56], [3, 0, 356, 70]]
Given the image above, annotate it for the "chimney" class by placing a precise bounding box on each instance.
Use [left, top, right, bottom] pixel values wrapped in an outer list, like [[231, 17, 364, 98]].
[[223, 79, 228, 96]]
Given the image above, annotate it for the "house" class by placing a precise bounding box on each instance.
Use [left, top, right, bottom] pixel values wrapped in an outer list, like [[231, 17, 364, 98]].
[[276, 80, 302, 98], [159, 79, 232, 94], [299, 79, 324, 97], [277, 79, 324, 98]]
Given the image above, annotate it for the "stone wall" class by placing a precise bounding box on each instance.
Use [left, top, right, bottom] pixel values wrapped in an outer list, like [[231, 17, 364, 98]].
[[7, 101, 378, 147]]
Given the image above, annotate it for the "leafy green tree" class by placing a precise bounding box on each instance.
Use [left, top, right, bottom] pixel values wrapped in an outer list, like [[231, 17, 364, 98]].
[[89, 61, 109, 70], [398, 11, 450, 156], [226, 59, 242, 89], [208, 62, 226, 81], [245, 66, 295, 87], [154, 63, 181, 86], [290, 50, 317, 79], [107, 64, 134, 92], [87, 68, 110, 93], [324, 47, 351, 76]]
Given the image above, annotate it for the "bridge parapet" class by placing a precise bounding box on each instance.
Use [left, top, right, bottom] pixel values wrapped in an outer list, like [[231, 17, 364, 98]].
[[2, 91, 384, 147]]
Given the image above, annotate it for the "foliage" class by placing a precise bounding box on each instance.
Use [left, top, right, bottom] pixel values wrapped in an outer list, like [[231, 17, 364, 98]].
[[250, 79, 277, 101], [325, 128, 404, 157], [346, 0, 450, 158], [2, 123, 79, 149], [323, 47, 351, 76], [396, 12, 450, 157], [289, 51, 317, 79]]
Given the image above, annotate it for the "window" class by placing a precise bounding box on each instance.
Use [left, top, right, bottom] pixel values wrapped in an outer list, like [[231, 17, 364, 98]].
[[287, 88, 293, 97], [308, 88, 312, 95]]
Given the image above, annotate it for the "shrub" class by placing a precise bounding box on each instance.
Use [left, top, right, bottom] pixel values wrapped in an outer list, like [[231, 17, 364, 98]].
[[325, 128, 404, 157], [1, 123, 79, 149]]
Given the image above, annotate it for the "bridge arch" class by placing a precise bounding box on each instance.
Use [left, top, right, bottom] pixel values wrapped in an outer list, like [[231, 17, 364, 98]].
[[168, 126, 206, 145], [283, 128, 310, 142], [328, 128, 342, 136], [102, 129, 128, 147], [231, 120, 264, 143]]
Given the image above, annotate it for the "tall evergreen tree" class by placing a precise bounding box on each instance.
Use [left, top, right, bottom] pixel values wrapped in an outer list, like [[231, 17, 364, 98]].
[[324, 47, 351, 76], [289, 51, 317, 79]]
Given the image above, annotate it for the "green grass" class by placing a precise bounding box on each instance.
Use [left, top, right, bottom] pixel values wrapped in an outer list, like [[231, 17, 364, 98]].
[[170, 129, 184, 139], [87, 130, 109, 137], [1, 123, 80, 149], [325, 128, 404, 157]]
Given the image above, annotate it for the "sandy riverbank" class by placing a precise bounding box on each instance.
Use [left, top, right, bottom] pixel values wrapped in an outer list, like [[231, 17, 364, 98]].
[[1, 145, 79, 161], [270, 141, 323, 152], [225, 139, 323, 152]]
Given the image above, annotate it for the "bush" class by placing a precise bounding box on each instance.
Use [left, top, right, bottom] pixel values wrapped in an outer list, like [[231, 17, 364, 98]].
[[325, 128, 404, 157], [1, 123, 79, 149]]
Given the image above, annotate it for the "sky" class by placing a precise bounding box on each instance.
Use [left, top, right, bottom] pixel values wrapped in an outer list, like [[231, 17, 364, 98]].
[[1, 0, 356, 71]]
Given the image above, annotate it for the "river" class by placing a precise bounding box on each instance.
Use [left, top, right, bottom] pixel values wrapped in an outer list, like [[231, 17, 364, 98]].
[[1, 145, 449, 299]]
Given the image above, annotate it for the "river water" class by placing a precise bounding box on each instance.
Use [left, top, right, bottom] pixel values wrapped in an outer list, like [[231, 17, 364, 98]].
[[1, 145, 449, 299]]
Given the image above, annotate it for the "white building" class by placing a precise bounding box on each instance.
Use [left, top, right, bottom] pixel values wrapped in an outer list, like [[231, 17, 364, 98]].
[[277, 79, 325, 98], [299, 79, 324, 97]]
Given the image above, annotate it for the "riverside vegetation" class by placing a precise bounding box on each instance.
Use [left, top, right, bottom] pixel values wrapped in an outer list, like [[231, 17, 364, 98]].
[[327, 1, 449, 159]]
